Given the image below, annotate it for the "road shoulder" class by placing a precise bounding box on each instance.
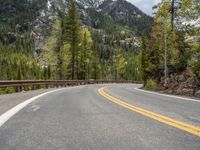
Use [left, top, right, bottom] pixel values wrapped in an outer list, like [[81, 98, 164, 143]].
[[0, 88, 57, 115]]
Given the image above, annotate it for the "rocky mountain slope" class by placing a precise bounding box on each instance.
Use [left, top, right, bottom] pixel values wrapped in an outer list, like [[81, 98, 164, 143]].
[[77, 0, 104, 8], [0, 0, 152, 52], [99, 0, 152, 34]]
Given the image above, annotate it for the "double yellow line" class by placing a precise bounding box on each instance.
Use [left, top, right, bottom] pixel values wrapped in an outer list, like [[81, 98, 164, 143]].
[[98, 87, 200, 137]]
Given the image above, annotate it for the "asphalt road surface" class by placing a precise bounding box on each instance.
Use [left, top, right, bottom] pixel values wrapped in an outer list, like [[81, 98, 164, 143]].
[[0, 84, 200, 150]]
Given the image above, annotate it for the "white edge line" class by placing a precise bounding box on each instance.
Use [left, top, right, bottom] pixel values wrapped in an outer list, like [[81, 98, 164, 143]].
[[0, 88, 66, 127], [134, 87, 200, 103]]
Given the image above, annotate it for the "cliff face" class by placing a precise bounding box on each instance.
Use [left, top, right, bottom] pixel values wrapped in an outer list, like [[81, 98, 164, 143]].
[[32, 0, 70, 53]]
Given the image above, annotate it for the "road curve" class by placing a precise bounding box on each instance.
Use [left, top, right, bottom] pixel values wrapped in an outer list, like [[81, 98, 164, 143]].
[[0, 84, 200, 150]]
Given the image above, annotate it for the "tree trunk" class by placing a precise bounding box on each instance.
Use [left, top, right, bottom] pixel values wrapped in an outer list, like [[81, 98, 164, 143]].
[[171, 0, 175, 30]]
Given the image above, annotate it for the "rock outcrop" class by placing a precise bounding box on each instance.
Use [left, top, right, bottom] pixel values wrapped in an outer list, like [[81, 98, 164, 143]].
[[159, 69, 200, 98]]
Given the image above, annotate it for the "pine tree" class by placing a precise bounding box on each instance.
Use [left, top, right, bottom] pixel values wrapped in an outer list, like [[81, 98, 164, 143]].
[[56, 18, 65, 80], [78, 28, 93, 80], [64, 1, 81, 80], [42, 19, 63, 79]]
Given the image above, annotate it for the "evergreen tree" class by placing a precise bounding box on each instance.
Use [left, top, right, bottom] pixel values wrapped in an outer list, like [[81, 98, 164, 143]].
[[56, 18, 65, 80], [78, 28, 93, 80], [42, 19, 63, 79], [64, 1, 81, 80]]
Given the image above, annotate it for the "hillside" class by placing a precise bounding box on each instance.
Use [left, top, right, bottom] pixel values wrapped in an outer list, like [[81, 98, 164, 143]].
[[0, 0, 153, 82], [0, 0, 152, 52], [99, 0, 152, 35]]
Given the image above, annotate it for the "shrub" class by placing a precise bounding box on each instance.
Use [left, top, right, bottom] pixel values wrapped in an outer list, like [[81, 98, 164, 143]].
[[145, 79, 157, 90]]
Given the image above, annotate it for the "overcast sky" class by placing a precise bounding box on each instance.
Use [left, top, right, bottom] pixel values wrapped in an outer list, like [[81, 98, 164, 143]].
[[126, 0, 161, 16]]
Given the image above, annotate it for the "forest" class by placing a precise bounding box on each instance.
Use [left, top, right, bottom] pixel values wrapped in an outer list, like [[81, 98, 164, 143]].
[[0, 0, 199, 95], [0, 0, 143, 82]]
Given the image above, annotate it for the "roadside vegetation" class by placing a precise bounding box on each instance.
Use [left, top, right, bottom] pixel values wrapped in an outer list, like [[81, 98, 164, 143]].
[[0, 0, 199, 97], [141, 0, 200, 96]]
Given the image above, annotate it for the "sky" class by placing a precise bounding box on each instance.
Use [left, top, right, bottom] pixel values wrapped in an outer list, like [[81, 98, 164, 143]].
[[127, 0, 161, 16]]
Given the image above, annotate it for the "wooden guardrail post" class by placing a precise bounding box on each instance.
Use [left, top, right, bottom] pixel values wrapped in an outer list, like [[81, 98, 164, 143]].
[[0, 80, 143, 94], [32, 85, 36, 90], [45, 84, 49, 89], [16, 85, 22, 92]]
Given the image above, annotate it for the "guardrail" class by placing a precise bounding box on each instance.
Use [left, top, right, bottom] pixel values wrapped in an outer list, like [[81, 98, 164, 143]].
[[0, 80, 143, 92]]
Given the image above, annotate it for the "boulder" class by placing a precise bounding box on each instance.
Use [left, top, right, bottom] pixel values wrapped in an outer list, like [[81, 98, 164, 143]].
[[195, 90, 200, 98], [185, 77, 195, 88], [159, 69, 200, 97], [177, 88, 193, 96], [177, 74, 186, 82]]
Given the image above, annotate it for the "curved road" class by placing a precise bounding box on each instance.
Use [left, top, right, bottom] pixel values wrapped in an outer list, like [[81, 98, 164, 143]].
[[0, 84, 200, 150]]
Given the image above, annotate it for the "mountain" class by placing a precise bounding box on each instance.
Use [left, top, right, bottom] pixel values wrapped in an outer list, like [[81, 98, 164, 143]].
[[0, 0, 152, 52], [99, 0, 152, 34]]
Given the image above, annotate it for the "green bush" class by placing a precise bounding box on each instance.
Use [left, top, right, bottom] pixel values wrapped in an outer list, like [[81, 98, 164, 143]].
[[0, 87, 16, 95], [189, 42, 200, 79], [145, 79, 157, 90]]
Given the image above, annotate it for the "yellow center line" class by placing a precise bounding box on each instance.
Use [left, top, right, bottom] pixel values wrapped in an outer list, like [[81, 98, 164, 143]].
[[98, 86, 200, 137]]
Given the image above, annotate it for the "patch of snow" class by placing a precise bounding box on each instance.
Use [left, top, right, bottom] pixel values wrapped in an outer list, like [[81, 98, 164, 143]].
[[47, 0, 52, 10], [77, 0, 105, 8], [182, 17, 200, 28], [137, 14, 141, 18]]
